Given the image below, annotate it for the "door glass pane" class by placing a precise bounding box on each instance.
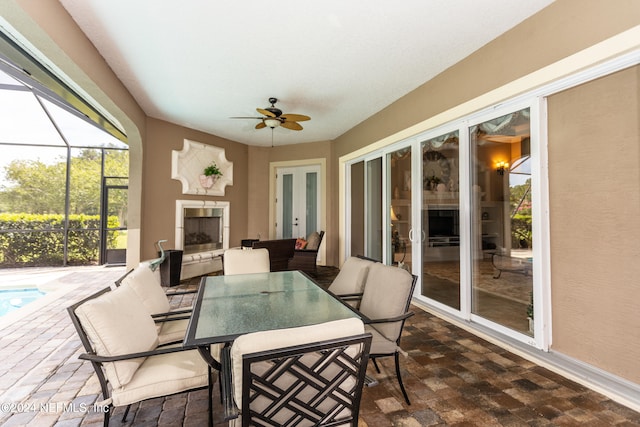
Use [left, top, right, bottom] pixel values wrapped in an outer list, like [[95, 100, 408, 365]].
[[421, 132, 460, 309], [282, 174, 293, 238], [350, 162, 365, 256], [305, 172, 318, 235], [389, 147, 411, 269], [470, 108, 533, 336], [366, 158, 382, 262]]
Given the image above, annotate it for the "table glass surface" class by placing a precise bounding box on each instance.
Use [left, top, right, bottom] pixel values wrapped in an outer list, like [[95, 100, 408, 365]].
[[186, 270, 359, 345]]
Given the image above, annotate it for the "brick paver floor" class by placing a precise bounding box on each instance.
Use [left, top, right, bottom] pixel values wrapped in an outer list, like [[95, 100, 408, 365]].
[[1, 266, 639, 426]]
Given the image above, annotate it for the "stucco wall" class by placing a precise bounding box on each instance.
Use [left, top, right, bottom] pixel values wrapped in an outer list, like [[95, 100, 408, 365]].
[[143, 118, 249, 259], [547, 66, 640, 383]]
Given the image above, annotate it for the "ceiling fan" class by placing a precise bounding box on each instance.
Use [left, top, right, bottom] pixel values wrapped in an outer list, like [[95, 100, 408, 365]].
[[232, 98, 311, 131]]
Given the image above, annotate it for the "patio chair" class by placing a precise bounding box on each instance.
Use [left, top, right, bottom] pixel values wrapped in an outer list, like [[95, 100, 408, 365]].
[[115, 261, 193, 345], [288, 230, 325, 276], [327, 256, 376, 308], [355, 262, 417, 405], [222, 247, 270, 275], [67, 285, 214, 427], [220, 317, 371, 426]]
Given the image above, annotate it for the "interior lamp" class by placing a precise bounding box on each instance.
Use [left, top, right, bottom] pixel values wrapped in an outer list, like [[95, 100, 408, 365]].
[[496, 161, 509, 175], [264, 118, 280, 129], [390, 206, 399, 221]]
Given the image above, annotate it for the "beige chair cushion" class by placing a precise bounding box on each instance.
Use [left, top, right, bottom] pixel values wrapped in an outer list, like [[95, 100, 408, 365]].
[[305, 231, 321, 250], [365, 325, 398, 355], [119, 261, 170, 315], [111, 347, 209, 407], [223, 248, 270, 275], [358, 263, 414, 343], [157, 318, 189, 345], [230, 317, 365, 407], [328, 257, 373, 296], [75, 285, 159, 389]]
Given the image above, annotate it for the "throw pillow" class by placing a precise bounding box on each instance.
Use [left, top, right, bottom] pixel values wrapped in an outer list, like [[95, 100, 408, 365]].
[[295, 238, 307, 249], [305, 232, 321, 250]]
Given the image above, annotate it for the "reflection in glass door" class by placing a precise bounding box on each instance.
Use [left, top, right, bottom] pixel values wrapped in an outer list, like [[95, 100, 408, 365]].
[[388, 147, 411, 269], [470, 108, 534, 336], [420, 132, 460, 310]]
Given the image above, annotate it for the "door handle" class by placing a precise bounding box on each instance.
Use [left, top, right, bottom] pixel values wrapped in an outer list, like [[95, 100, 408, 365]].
[[408, 229, 414, 242]]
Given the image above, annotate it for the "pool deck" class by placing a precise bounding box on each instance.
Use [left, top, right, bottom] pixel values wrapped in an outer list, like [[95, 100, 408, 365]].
[[0, 266, 129, 426]]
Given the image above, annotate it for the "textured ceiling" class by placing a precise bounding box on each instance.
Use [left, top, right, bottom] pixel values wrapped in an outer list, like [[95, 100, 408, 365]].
[[59, 0, 555, 146]]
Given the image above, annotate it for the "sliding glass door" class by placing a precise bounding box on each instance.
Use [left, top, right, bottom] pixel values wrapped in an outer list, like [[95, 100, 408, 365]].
[[421, 131, 461, 310], [470, 108, 533, 336], [345, 102, 540, 343]]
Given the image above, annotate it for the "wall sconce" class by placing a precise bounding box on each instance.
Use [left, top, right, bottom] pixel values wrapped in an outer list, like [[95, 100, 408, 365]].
[[496, 161, 509, 175]]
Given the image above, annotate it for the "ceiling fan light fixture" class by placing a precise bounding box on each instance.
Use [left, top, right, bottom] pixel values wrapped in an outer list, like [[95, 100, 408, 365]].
[[264, 118, 280, 128]]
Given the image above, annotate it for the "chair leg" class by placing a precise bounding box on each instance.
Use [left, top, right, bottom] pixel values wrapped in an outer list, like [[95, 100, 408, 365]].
[[103, 405, 111, 427], [121, 404, 131, 422], [394, 352, 411, 405], [372, 358, 381, 373], [208, 366, 214, 427]]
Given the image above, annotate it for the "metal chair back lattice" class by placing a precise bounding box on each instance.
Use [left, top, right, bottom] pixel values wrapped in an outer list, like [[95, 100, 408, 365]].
[[223, 333, 372, 426]]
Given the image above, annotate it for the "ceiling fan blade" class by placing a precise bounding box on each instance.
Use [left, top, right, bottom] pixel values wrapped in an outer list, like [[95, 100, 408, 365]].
[[257, 108, 276, 117], [281, 121, 303, 131], [255, 121, 267, 130], [281, 113, 310, 122]]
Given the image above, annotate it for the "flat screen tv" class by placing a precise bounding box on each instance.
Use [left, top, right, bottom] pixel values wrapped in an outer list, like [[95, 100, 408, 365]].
[[428, 209, 459, 237]]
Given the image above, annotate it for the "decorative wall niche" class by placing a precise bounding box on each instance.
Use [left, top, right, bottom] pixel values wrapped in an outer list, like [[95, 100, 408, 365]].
[[171, 139, 233, 195]]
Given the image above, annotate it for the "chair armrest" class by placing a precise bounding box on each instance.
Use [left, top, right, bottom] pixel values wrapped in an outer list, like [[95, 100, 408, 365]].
[[153, 314, 192, 323], [165, 289, 197, 296], [152, 308, 193, 323], [78, 342, 198, 363], [364, 311, 414, 325], [220, 346, 240, 421], [335, 292, 363, 301]]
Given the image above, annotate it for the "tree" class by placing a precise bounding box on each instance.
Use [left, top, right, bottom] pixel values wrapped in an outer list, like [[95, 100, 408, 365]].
[[0, 148, 128, 215]]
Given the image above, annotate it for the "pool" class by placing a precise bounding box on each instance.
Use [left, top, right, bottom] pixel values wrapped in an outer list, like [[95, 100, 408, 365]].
[[0, 288, 46, 317]]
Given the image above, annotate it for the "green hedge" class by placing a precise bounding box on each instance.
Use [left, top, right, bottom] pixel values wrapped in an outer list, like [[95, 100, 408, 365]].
[[0, 213, 120, 267]]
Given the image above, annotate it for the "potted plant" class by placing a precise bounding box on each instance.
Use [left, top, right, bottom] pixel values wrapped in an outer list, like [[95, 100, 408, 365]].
[[199, 161, 223, 189]]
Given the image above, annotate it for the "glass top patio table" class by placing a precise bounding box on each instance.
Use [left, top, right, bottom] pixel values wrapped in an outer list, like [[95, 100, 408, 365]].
[[184, 270, 360, 347]]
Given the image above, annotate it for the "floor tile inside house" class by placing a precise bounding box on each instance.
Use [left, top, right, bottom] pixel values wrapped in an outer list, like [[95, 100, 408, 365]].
[[0, 266, 639, 426]]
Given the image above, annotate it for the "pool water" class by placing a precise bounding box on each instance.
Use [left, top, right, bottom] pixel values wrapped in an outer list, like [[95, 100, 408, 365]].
[[0, 289, 46, 317]]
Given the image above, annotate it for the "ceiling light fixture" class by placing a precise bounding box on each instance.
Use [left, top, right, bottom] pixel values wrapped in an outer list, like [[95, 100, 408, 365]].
[[264, 118, 280, 128]]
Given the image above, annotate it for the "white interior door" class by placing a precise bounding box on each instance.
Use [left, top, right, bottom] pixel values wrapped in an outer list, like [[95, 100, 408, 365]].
[[276, 165, 321, 239]]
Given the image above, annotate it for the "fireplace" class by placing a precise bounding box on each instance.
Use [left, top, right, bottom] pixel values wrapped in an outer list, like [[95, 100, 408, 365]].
[[176, 200, 229, 279], [183, 208, 223, 254]]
